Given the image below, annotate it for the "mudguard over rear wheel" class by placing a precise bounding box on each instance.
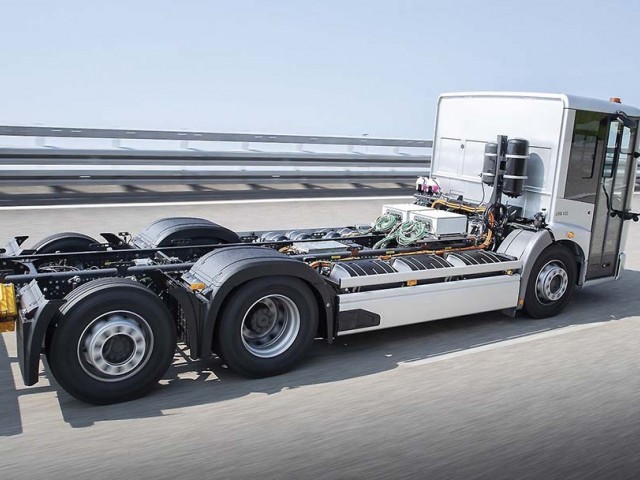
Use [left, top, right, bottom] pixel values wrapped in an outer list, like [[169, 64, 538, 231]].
[[32, 232, 100, 254]]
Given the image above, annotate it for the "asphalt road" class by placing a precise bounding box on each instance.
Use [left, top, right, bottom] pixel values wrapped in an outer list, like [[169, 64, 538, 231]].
[[1, 196, 640, 480]]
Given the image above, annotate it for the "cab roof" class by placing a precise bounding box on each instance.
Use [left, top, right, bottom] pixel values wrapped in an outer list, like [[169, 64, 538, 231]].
[[439, 92, 640, 117]]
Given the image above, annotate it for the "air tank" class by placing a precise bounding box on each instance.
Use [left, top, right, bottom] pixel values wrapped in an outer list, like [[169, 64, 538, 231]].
[[482, 142, 498, 185], [503, 138, 528, 198]]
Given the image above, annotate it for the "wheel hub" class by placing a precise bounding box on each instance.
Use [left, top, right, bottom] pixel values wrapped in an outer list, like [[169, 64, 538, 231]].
[[102, 334, 136, 364], [249, 307, 276, 334], [536, 261, 569, 304], [78, 312, 153, 381], [241, 295, 301, 358]]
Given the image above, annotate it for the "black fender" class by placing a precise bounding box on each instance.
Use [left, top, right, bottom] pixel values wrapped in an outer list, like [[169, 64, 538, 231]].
[[16, 280, 65, 386], [132, 217, 240, 249], [32, 232, 100, 254], [180, 246, 336, 359]]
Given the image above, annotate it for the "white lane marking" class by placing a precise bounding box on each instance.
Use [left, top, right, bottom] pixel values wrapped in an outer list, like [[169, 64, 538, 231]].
[[506, 327, 551, 339], [0, 195, 413, 211], [400, 322, 608, 367]]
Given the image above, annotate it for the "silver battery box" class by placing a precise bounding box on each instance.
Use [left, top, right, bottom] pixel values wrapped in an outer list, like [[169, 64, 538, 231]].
[[409, 209, 468, 236], [381, 203, 434, 222], [290, 240, 350, 255]]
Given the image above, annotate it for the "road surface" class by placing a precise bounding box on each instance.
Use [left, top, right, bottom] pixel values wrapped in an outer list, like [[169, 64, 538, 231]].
[[1, 196, 640, 480]]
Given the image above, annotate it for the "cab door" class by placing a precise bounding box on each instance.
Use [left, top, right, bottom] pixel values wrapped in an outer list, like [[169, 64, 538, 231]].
[[587, 117, 637, 279]]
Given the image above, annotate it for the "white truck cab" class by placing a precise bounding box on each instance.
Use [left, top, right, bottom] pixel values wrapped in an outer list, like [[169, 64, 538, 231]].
[[431, 92, 640, 287]]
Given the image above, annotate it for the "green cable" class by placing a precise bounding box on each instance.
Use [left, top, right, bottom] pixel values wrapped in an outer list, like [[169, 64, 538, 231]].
[[372, 220, 427, 249], [397, 220, 427, 246], [371, 213, 400, 233]]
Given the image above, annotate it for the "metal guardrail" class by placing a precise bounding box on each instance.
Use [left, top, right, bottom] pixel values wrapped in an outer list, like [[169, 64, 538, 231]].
[[0, 125, 432, 148], [0, 125, 431, 187]]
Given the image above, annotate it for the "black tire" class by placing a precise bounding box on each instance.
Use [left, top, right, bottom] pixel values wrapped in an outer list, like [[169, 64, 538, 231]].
[[216, 276, 319, 378], [523, 244, 577, 319], [46, 278, 176, 404], [32, 232, 99, 254]]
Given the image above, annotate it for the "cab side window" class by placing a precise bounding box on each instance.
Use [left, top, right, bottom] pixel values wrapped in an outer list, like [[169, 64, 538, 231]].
[[564, 111, 608, 203]]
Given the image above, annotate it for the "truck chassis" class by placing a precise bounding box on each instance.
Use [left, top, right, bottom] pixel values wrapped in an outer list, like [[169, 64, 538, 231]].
[[1, 92, 638, 404]]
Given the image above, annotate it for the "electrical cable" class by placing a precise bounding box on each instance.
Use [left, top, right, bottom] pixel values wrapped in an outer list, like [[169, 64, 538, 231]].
[[370, 213, 401, 233]]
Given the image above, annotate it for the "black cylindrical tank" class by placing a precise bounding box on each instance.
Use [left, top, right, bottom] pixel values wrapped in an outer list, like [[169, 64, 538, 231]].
[[329, 258, 396, 280], [390, 254, 452, 272], [482, 142, 498, 185], [259, 232, 288, 242], [338, 228, 357, 237], [503, 138, 528, 198], [286, 230, 312, 241]]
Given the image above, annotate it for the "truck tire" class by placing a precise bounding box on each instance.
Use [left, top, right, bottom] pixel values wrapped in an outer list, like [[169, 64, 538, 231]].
[[46, 278, 176, 404], [523, 244, 577, 319], [32, 232, 99, 254], [216, 276, 319, 378]]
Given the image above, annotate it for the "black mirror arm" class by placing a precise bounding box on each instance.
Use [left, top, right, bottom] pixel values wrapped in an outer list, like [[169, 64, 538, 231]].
[[602, 181, 639, 222], [609, 209, 639, 222], [614, 110, 638, 129]]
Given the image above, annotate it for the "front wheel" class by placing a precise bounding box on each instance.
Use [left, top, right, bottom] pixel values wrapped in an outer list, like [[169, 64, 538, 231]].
[[215, 277, 319, 378], [47, 278, 176, 404], [523, 244, 577, 319]]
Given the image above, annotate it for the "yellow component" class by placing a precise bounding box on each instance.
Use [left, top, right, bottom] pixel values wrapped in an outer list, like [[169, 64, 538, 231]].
[[505, 269, 513, 275], [518, 298, 525, 306], [567, 231, 575, 239], [431, 198, 486, 214], [406, 280, 418, 287], [189, 282, 206, 291], [0, 283, 17, 332], [0, 321, 14, 333]]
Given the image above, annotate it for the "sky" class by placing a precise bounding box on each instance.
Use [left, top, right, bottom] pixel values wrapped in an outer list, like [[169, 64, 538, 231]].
[[1, 0, 639, 139]]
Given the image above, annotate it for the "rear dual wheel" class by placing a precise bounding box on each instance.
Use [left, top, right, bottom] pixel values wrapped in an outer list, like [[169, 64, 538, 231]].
[[47, 278, 176, 404]]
